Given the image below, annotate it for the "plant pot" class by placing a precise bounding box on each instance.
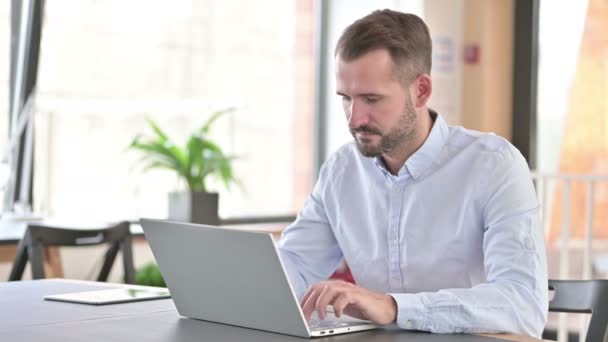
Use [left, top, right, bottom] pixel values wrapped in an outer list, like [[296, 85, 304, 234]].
[[168, 191, 220, 225]]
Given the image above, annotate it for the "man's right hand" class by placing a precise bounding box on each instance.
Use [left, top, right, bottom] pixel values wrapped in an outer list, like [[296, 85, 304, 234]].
[[300, 280, 397, 325]]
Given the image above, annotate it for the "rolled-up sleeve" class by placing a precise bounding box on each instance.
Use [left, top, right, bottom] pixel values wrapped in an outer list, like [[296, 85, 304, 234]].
[[388, 149, 548, 337]]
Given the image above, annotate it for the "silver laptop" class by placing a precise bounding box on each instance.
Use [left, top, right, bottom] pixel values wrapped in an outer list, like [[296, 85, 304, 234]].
[[140, 218, 377, 338]]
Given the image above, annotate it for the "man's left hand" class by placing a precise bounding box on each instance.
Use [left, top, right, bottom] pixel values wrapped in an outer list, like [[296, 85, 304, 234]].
[[300, 280, 397, 325]]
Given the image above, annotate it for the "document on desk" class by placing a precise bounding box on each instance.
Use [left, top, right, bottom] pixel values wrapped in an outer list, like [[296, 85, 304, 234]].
[[43, 288, 171, 305]]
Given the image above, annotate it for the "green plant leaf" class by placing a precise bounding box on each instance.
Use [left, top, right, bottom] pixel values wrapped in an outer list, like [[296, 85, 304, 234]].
[[135, 262, 166, 287], [218, 155, 236, 189], [128, 112, 239, 193], [201, 107, 235, 134], [130, 140, 188, 179], [141, 160, 178, 172], [145, 117, 169, 142]]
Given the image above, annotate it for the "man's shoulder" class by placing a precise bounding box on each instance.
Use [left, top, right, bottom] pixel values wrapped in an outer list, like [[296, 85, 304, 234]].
[[446, 125, 520, 162]]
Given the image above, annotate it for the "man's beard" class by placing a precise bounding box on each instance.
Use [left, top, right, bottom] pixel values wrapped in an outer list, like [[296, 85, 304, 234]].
[[350, 98, 417, 157]]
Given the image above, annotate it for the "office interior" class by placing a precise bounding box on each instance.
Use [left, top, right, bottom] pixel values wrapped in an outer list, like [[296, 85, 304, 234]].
[[0, 0, 606, 341]]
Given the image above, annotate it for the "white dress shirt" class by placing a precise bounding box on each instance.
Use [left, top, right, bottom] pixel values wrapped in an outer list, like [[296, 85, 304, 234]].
[[277, 112, 548, 337]]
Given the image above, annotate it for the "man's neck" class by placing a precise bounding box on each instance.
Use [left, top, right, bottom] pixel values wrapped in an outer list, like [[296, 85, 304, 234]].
[[382, 109, 434, 175]]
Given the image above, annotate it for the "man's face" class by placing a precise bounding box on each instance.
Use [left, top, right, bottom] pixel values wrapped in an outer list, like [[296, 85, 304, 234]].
[[336, 49, 417, 158]]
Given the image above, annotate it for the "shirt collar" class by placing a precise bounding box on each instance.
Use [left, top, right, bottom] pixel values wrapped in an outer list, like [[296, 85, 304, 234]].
[[374, 110, 449, 181]]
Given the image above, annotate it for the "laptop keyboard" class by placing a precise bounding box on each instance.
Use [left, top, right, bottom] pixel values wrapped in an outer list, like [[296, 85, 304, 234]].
[[307, 310, 372, 332], [306, 307, 374, 332], [308, 319, 356, 329]]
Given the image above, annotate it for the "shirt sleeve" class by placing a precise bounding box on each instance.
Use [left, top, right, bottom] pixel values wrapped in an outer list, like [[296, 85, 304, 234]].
[[388, 148, 548, 338], [277, 161, 343, 299]]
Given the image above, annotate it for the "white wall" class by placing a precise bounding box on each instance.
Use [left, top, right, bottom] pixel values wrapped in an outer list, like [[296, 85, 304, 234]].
[[424, 0, 464, 126]]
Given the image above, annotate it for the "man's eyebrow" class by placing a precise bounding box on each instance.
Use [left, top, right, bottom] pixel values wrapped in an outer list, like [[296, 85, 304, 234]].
[[335, 92, 382, 97]]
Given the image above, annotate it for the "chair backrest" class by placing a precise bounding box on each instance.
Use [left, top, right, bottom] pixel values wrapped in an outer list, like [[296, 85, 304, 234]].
[[9, 221, 135, 284], [549, 279, 608, 342], [24, 222, 131, 247]]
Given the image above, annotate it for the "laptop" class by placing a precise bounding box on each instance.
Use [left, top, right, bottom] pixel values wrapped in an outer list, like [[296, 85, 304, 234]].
[[140, 218, 377, 338]]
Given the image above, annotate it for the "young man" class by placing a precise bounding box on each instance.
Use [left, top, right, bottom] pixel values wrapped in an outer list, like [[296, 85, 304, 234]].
[[277, 10, 548, 337]]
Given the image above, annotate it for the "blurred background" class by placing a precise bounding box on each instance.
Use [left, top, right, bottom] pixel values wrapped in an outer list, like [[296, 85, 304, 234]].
[[0, 1, 606, 341]]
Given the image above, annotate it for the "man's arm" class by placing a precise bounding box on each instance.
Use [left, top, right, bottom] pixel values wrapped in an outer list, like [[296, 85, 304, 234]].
[[277, 162, 343, 299], [387, 150, 548, 337], [298, 149, 548, 337]]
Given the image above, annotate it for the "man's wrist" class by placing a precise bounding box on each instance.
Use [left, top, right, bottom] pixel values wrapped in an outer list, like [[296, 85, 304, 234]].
[[385, 294, 398, 324]]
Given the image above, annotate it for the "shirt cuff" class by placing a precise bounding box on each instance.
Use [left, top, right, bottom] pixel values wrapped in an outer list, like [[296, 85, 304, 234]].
[[387, 293, 428, 331]]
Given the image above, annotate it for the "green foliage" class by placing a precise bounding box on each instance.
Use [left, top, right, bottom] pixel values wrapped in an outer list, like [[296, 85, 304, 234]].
[[135, 262, 166, 287], [129, 108, 236, 192]]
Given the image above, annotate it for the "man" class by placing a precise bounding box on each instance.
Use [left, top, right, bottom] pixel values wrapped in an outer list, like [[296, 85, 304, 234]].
[[277, 9, 547, 337]]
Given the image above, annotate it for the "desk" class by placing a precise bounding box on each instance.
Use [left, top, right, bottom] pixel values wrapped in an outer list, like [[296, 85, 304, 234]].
[[0, 279, 548, 342]]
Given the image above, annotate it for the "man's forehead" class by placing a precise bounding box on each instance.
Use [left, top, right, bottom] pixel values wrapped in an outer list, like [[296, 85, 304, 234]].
[[335, 48, 394, 68], [336, 54, 401, 93]]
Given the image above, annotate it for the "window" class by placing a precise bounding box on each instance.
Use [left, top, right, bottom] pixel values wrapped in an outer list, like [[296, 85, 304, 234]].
[[536, 0, 608, 242], [32, 0, 315, 221], [534, 6, 608, 336]]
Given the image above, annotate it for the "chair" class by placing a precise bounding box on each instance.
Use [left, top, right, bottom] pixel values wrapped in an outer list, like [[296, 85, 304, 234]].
[[548, 279, 608, 342], [8, 221, 135, 284]]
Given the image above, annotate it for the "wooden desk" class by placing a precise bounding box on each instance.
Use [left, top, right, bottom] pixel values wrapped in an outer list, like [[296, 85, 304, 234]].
[[0, 279, 550, 342]]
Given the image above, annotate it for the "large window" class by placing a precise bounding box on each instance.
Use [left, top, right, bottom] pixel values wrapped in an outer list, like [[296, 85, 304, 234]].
[[536, 1, 588, 175], [31, 0, 315, 221], [536, 0, 608, 243]]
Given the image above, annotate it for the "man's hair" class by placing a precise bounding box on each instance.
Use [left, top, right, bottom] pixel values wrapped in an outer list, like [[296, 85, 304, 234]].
[[335, 9, 432, 84]]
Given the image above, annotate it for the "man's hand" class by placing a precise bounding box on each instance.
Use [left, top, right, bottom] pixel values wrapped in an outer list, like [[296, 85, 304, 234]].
[[300, 280, 397, 325]]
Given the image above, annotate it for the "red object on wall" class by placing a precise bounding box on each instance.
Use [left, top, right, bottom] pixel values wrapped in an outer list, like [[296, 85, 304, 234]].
[[464, 44, 480, 64]]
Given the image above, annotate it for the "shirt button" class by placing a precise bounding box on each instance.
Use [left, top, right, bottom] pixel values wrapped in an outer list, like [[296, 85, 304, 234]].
[[390, 232, 398, 240], [525, 238, 534, 249], [404, 320, 414, 328]]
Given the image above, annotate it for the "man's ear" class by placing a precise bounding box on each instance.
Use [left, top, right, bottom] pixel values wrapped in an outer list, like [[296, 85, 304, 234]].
[[412, 74, 432, 109]]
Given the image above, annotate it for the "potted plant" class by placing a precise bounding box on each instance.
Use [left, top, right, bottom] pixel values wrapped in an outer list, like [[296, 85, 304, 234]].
[[129, 108, 237, 225]]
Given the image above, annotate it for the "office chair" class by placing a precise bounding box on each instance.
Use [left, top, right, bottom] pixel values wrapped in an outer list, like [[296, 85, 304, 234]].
[[8, 221, 135, 284], [548, 279, 608, 342]]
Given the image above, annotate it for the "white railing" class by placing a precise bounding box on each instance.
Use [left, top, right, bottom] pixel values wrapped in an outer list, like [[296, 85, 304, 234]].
[[531, 172, 608, 342]]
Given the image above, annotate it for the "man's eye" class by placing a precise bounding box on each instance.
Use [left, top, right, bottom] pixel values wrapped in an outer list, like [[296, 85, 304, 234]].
[[341, 96, 351, 102], [366, 97, 380, 103]]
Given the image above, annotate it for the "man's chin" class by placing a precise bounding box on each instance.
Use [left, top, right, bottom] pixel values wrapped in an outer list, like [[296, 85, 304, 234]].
[[355, 142, 382, 157]]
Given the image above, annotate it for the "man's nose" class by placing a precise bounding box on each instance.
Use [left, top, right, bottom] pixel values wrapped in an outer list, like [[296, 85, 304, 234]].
[[347, 100, 369, 128]]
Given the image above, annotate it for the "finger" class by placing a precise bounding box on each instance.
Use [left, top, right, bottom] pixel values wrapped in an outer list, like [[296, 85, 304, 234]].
[[333, 279, 355, 287], [300, 286, 315, 307], [314, 284, 334, 320], [302, 286, 323, 320], [300, 280, 337, 306], [332, 292, 352, 318], [316, 283, 353, 320], [301, 287, 318, 320]]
